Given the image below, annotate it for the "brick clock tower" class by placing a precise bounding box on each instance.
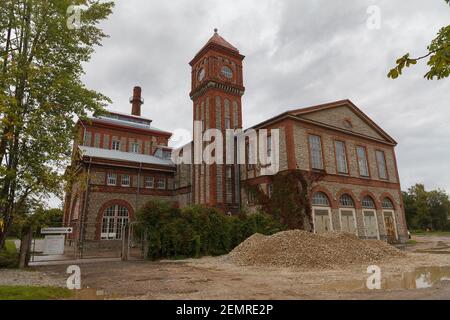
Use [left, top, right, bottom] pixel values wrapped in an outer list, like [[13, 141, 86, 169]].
[[189, 29, 245, 213]]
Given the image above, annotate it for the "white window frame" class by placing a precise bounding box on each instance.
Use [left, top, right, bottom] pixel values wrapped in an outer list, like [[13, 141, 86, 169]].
[[338, 208, 358, 236], [225, 117, 231, 129], [131, 143, 139, 153], [357, 146, 369, 177], [101, 205, 129, 241], [121, 174, 131, 187], [107, 173, 117, 186], [112, 140, 121, 151], [145, 176, 154, 189], [376, 150, 388, 180], [335, 140, 349, 174], [157, 178, 166, 190], [382, 210, 398, 241], [312, 206, 333, 234], [309, 135, 324, 170], [267, 135, 272, 158], [362, 209, 380, 240]]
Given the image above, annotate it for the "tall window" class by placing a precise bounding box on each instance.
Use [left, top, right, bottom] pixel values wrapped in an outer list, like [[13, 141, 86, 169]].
[[226, 166, 233, 198], [112, 140, 120, 151], [225, 117, 231, 129], [226, 166, 233, 179], [309, 135, 324, 170], [267, 135, 272, 158], [157, 178, 166, 190], [101, 205, 129, 240], [246, 142, 255, 170], [356, 146, 369, 177], [335, 141, 348, 174], [107, 173, 117, 186], [145, 176, 154, 189], [376, 150, 388, 180], [131, 143, 139, 153], [121, 175, 130, 187]]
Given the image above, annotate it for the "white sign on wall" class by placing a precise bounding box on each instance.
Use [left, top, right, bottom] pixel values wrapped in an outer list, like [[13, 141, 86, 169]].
[[41, 227, 73, 234], [44, 235, 65, 255]]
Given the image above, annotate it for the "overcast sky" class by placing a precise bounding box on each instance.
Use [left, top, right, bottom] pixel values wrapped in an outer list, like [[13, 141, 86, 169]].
[[81, 0, 450, 195]]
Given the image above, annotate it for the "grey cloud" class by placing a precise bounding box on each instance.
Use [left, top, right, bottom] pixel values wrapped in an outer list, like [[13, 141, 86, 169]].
[[80, 0, 450, 194]]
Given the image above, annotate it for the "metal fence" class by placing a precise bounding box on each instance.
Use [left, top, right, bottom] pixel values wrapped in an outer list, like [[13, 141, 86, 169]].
[[29, 222, 148, 264]]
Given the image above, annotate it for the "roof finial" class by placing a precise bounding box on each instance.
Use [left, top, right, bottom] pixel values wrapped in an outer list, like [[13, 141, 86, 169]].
[[214, 28, 218, 34]]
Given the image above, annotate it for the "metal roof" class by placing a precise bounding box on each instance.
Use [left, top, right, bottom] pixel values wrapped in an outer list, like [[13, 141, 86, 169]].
[[87, 116, 170, 134], [78, 146, 175, 167]]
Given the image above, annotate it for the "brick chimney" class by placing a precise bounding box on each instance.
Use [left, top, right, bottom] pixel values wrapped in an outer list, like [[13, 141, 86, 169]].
[[130, 86, 144, 116]]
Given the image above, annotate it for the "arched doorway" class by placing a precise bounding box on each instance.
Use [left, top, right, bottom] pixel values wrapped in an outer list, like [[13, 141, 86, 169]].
[[339, 194, 358, 235], [382, 197, 398, 243], [312, 192, 333, 234], [361, 195, 380, 240]]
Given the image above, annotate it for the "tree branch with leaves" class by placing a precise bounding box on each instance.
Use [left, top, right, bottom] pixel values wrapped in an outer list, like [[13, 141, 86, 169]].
[[0, 0, 114, 248], [388, 0, 450, 80]]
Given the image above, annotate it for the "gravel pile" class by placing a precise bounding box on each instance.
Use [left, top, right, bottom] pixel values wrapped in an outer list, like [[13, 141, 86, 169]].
[[228, 230, 404, 269]]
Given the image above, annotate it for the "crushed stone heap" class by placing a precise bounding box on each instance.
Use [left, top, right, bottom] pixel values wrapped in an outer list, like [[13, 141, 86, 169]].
[[228, 230, 405, 269]]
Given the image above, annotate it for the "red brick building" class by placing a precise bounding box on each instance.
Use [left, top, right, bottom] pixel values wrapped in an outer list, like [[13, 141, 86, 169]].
[[63, 30, 408, 245]]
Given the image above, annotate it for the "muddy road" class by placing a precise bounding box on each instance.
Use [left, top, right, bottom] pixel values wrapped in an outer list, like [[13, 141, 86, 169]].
[[7, 234, 450, 300]]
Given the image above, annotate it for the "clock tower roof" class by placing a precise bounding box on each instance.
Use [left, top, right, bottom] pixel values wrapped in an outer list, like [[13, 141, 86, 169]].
[[204, 29, 239, 53], [190, 29, 243, 66]]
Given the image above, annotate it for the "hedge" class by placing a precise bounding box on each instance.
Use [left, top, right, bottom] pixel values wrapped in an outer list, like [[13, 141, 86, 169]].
[[136, 200, 283, 260]]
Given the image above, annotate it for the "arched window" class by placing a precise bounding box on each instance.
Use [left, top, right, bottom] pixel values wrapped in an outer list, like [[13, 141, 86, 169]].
[[362, 196, 376, 209], [382, 197, 394, 209], [340, 194, 355, 207], [312, 192, 330, 207], [101, 205, 129, 240]]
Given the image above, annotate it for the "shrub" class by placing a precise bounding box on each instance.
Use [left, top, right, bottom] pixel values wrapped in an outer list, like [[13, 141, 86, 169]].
[[136, 200, 283, 260]]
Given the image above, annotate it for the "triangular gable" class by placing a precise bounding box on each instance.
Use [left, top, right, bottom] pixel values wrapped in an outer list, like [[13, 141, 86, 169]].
[[290, 100, 397, 144]]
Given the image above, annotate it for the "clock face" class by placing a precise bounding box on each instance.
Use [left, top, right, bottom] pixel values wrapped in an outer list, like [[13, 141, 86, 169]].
[[198, 68, 205, 81], [221, 66, 233, 79]]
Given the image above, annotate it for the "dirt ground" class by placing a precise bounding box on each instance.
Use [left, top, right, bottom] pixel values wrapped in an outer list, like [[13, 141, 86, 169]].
[[7, 234, 450, 300]]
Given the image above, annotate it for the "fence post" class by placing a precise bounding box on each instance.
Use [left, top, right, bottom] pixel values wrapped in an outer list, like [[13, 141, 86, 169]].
[[121, 223, 130, 261], [19, 226, 33, 268]]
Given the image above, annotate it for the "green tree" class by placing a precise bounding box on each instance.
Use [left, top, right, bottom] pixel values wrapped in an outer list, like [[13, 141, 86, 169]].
[[403, 184, 450, 231], [428, 189, 450, 231], [0, 0, 114, 248], [388, 0, 450, 80]]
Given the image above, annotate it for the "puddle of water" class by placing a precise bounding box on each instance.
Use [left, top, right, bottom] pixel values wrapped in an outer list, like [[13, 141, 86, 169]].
[[325, 266, 450, 292]]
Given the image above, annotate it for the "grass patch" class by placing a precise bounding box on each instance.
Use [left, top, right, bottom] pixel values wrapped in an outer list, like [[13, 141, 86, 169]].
[[407, 240, 417, 245], [0, 240, 18, 269], [0, 286, 74, 300], [412, 231, 450, 237], [4, 240, 17, 253]]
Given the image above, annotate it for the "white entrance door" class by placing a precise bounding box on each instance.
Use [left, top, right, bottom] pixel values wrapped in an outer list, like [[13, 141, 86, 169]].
[[313, 208, 332, 234], [363, 210, 379, 239], [340, 209, 357, 235]]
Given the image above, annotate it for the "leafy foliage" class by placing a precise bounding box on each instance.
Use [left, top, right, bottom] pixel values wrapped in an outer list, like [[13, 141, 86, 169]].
[[136, 200, 283, 260], [403, 184, 450, 231], [0, 0, 114, 248], [245, 170, 324, 230], [388, 0, 450, 80]]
